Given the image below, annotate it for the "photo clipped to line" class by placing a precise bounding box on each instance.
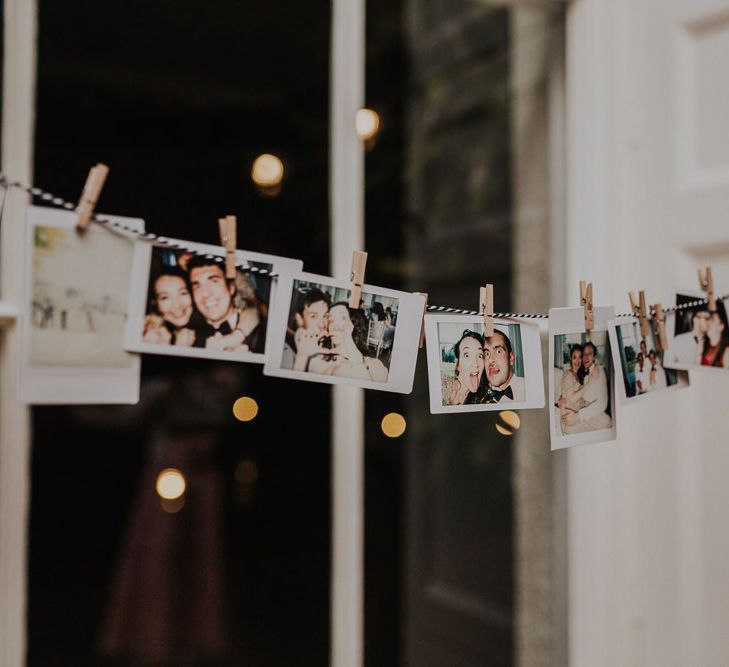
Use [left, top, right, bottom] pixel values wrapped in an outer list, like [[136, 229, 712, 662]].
[[124, 239, 302, 363], [263, 271, 425, 393], [424, 314, 544, 414], [549, 306, 617, 450], [608, 315, 689, 405], [20, 206, 144, 404], [663, 292, 729, 372]]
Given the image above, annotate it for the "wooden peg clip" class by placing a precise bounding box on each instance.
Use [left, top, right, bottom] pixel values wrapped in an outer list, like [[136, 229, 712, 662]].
[[218, 215, 237, 279], [76, 163, 109, 231], [652, 303, 668, 350], [580, 280, 594, 332], [698, 266, 716, 312], [416, 292, 428, 348], [637, 291, 650, 338], [348, 250, 368, 308], [480, 284, 494, 337]]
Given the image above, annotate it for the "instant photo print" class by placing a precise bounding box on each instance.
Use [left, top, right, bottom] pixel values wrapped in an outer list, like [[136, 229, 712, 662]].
[[124, 240, 302, 363], [424, 314, 544, 414], [263, 271, 425, 393], [20, 206, 144, 404], [608, 315, 689, 405], [549, 306, 617, 450], [664, 292, 729, 372]]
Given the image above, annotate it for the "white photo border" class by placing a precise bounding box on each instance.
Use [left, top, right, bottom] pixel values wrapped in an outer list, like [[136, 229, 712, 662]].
[[548, 305, 618, 450], [263, 270, 425, 393], [424, 313, 545, 414], [124, 239, 302, 363], [20, 206, 143, 405]]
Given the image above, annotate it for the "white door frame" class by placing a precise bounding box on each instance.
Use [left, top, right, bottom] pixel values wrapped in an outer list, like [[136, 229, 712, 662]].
[[329, 1, 366, 666], [0, 1, 36, 666]]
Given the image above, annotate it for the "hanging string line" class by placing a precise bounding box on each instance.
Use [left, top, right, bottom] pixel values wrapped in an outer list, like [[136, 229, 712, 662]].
[[0, 174, 280, 279], [1, 174, 726, 319]]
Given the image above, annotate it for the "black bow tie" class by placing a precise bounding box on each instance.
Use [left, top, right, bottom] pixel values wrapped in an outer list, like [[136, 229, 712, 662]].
[[203, 320, 233, 337], [489, 386, 513, 402]]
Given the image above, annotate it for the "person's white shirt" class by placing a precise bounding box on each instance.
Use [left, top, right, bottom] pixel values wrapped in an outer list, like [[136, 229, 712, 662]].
[[493, 373, 526, 403], [634, 362, 650, 394], [669, 331, 701, 366], [578, 361, 608, 422]]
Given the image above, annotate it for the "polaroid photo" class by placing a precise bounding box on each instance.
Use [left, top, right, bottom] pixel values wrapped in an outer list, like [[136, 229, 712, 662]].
[[663, 291, 729, 372], [263, 271, 425, 393], [608, 315, 689, 405], [549, 306, 617, 450], [124, 240, 302, 363], [20, 206, 143, 404], [424, 314, 544, 414]]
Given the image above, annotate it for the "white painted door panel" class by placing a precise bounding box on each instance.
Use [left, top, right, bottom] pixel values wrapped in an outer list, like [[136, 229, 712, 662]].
[[567, 0, 729, 665]]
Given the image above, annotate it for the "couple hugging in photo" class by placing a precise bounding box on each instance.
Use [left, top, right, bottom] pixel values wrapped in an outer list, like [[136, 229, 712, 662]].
[[282, 288, 389, 382], [671, 304, 729, 368], [443, 328, 525, 405], [555, 341, 611, 434], [143, 255, 267, 353]]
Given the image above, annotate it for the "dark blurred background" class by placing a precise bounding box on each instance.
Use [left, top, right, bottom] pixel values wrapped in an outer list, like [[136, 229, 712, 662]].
[[28, 1, 517, 665]]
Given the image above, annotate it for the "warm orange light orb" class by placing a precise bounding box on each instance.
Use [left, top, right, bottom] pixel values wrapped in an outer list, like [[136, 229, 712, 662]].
[[251, 153, 284, 186], [233, 396, 259, 422], [381, 412, 407, 438], [156, 468, 186, 500]]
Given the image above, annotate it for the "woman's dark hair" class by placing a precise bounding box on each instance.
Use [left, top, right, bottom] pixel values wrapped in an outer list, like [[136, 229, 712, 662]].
[[331, 301, 369, 356], [453, 330, 484, 375], [569, 343, 583, 358]]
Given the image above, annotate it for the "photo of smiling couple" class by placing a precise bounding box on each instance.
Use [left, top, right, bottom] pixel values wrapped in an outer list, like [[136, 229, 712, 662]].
[[439, 323, 526, 406]]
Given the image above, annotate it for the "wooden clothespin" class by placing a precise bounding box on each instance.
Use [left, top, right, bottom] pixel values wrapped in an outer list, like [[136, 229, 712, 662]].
[[652, 303, 668, 350], [76, 163, 109, 231], [218, 215, 237, 279], [416, 292, 428, 348], [480, 284, 494, 337], [348, 250, 368, 308], [628, 290, 650, 338], [698, 266, 716, 312], [580, 280, 594, 332]]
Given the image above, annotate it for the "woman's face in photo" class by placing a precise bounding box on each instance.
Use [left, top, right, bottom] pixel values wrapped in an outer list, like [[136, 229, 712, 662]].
[[570, 348, 582, 373], [456, 336, 484, 393], [328, 304, 351, 334], [155, 275, 193, 328]]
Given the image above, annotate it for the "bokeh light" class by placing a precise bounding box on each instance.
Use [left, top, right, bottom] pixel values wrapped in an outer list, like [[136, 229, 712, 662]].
[[355, 108, 380, 140], [156, 468, 186, 500], [251, 153, 284, 186], [233, 396, 259, 422], [495, 410, 521, 436], [381, 412, 407, 438]]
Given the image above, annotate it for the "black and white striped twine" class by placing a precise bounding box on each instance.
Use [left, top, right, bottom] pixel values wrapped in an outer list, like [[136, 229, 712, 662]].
[[2, 174, 726, 320]]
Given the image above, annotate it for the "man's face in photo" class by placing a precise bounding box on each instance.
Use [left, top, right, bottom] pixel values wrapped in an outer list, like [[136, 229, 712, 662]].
[[296, 300, 329, 333], [582, 344, 595, 369], [483, 331, 514, 388], [190, 264, 234, 325]]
